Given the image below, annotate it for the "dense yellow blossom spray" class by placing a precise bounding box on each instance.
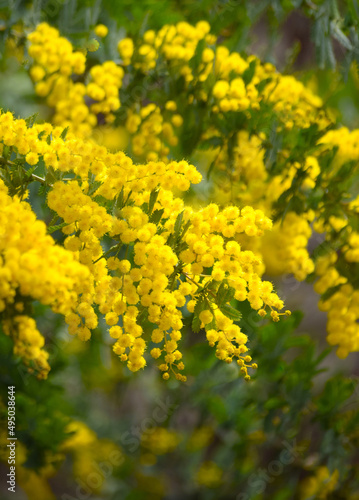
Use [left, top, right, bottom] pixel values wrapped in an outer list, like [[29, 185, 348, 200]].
[[0, 109, 287, 380], [20, 19, 359, 362]]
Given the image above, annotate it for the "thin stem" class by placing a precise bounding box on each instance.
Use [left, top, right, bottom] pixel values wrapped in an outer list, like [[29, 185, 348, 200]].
[[182, 272, 217, 300], [93, 242, 123, 264], [29, 173, 50, 186]]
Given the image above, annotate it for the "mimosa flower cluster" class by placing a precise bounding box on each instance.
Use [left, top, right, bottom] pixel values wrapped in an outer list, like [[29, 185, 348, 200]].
[[0, 109, 287, 381], [125, 102, 182, 162], [300, 466, 339, 500], [28, 23, 123, 137], [61, 421, 123, 494], [23, 21, 359, 360], [315, 252, 359, 359], [0, 175, 90, 378], [141, 427, 181, 456], [209, 130, 316, 282], [118, 21, 216, 76], [26, 21, 328, 148], [138, 425, 223, 488], [24, 21, 358, 362]]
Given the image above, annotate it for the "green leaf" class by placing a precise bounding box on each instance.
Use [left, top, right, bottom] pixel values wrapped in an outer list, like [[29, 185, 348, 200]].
[[318, 377, 355, 414], [325, 37, 337, 69], [330, 21, 353, 51], [150, 208, 165, 224], [264, 397, 283, 410], [139, 10, 150, 36], [25, 113, 38, 128], [242, 58, 256, 85], [60, 126, 70, 141], [206, 158, 216, 181], [148, 188, 160, 215], [192, 298, 206, 333], [48, 222, 67, 234], [192, 314, 201, 333], [284, 334, 312, 348], [198, 136, 223, 151], [25, 165, 37, 178], [87, 180, 102, 196], [219, 303, 242, 322], [207, 395, 227, 422], [37, 130, 47, 140], [114, 187, 124, 213], [173, 210, 184, 240], [205, 315, 217, 331], [216, 280, 236, 307], [167, 211, 186, 249], [189, 38, 206, 73], [45, 167, 58, 185], [179, 219, 191, 240], [319, 283, 342, 302]]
